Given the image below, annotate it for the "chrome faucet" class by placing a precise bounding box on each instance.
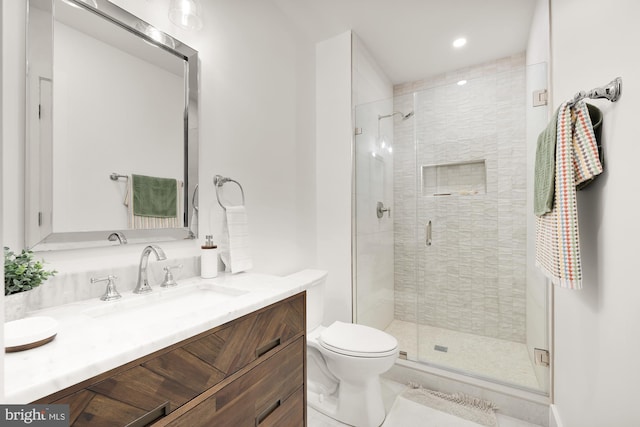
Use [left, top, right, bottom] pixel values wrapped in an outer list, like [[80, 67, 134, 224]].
[[108, 231, 127, 244], [134, 245, 167, 294]]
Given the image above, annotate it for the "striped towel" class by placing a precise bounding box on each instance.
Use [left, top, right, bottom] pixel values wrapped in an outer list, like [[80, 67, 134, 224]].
[[535, 100, 603, 289]]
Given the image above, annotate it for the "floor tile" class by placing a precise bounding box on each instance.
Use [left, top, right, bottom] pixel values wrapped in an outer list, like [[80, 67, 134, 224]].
[[308, 378, 545, 427]]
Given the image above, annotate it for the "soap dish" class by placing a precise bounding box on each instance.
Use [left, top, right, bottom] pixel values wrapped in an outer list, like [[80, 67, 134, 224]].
[[4, 316, 58, 352]]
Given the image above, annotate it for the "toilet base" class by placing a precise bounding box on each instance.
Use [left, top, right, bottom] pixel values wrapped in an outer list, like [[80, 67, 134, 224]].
[[307, 379, 386, 427], [308, 388, 339, 421]]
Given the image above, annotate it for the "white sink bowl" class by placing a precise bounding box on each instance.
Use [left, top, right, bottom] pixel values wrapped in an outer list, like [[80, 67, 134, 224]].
[[82, 282, 248, 320]]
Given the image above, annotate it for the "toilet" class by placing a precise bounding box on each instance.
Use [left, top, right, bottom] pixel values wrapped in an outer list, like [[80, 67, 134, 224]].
[[292, 270, 398, 427]]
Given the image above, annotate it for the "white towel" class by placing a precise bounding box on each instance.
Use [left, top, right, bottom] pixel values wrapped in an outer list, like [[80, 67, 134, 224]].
[[220, 206, 253, 274]]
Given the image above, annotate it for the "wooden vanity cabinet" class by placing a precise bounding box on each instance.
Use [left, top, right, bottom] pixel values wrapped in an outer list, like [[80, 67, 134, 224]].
[[35, 292, 306, 427], [163, 337, 304, 427]]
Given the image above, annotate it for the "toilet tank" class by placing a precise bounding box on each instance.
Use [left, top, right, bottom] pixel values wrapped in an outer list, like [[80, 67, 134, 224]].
[[285, 269, 327, 331]]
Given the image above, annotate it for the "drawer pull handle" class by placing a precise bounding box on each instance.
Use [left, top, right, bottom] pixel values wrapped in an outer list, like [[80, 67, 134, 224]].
[[256, 337, 281, 357], [256, 399, 281, 426], [125, 401, 170, 427]]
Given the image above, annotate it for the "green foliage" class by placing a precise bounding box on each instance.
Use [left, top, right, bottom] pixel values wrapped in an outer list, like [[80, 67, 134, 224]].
[[4, 247, 57, 296]]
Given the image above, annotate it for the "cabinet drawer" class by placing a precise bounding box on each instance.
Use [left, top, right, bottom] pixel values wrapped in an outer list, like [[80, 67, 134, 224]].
[[54, 388, 159, 426], [142, 348, 225, 395], [54, 363, 207, 426], [165, 336, 305, 427], [257, 385, 304, 427], [183, 293, 304, 377], [87, 365, 195, 415]]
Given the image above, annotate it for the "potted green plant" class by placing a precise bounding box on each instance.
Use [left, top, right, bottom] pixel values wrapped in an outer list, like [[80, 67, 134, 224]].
[[4, 247, 57, 295], [4, 247, 56, 320]]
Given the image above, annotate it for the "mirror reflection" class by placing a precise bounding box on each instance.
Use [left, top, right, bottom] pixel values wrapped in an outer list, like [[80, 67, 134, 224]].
[[25, 0, 198, 250]]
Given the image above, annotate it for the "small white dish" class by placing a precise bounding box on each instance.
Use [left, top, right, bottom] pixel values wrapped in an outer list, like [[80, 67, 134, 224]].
[[4, 316, 59, 352]]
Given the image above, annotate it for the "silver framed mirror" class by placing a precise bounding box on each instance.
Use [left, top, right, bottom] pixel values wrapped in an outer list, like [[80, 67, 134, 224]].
[[25, 0, 199, 251]]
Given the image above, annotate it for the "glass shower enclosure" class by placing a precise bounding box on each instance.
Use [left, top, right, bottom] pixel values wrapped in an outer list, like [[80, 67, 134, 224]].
[[353, 62, 550, 394]]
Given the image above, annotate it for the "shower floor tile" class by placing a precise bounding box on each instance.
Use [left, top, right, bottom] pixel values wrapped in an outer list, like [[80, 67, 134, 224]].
[[384, 319, 540, 390]]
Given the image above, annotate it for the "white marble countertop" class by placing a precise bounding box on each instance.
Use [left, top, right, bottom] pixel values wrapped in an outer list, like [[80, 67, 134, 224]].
[[4, 269, 326, 403]]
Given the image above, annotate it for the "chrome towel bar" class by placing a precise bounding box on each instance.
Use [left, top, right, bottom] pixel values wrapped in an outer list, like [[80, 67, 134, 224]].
[[568, 77, 622, 106], [109, 172, 128, 181]]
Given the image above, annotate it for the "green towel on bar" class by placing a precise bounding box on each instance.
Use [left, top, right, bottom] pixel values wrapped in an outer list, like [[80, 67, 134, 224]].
[[534, 108, 560, 216], [132, 174, 177, 218]]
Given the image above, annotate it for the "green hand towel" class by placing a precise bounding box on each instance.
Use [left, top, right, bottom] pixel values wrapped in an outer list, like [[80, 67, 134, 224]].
[[534, 108, 560, 216], [132, 174, 177, 218]]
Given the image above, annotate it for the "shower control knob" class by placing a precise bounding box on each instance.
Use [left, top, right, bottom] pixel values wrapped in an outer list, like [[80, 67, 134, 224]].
[[376, 201, 391, 219]]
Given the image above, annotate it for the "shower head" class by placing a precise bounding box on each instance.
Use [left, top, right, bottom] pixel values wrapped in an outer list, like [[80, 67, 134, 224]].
[[378, 111, 414, 121], [375, 110, 414, 144]]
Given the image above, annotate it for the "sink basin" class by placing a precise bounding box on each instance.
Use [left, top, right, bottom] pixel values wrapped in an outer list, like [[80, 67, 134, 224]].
[[82, 282, 248, 320]]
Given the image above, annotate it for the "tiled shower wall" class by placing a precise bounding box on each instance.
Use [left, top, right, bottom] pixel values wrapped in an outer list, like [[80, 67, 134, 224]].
[[393, 54, 527, 343]]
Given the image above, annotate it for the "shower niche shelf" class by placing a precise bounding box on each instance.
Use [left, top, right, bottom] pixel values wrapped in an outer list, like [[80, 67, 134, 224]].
[[422, 160, 486, 197]]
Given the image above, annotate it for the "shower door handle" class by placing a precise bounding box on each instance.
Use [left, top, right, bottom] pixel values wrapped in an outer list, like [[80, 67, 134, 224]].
[[426, 220, 432, 246]]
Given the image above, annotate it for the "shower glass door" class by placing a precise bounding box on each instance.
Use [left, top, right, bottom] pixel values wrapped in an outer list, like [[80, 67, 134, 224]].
[[352, 62, 549, 394], [410, 64, 549, 392], [353, 98, 396, 332]]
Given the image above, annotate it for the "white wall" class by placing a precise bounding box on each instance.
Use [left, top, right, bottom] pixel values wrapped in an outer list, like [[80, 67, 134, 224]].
[[2, 0, 317, 279], [192, 0, 317, 276], [551, 0, 640, 426], [526, 0, 550, 67], [316, 31, 353, 324], [352, 35, 393, 107]]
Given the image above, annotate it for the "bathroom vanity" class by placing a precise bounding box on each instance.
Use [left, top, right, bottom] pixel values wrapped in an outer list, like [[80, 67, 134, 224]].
[[37, 293, 304, 426], [4, 271, 325, 426]]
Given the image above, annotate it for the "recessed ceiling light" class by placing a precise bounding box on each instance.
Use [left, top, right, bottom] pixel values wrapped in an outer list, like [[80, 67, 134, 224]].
[[453, 37, 467, 48], [457, 80, 467, 86]]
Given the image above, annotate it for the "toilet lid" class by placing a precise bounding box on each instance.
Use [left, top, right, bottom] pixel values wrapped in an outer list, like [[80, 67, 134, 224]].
[[319, 321, 398, 357]]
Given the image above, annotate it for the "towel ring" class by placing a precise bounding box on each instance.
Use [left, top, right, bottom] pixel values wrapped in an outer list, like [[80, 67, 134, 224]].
[[214, 175, 245, 210]]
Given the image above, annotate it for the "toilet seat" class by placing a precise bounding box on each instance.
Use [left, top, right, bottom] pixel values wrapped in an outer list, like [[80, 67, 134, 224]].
[[319, 321, 398, 358]]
